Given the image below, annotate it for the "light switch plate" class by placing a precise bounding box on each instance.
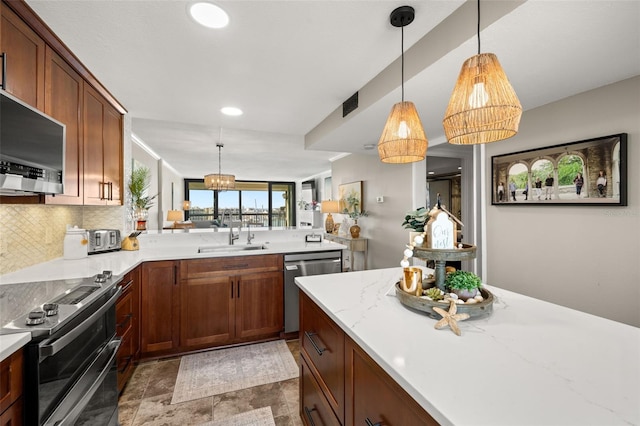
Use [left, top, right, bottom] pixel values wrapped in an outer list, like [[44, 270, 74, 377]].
[[376, 196, 384, 203]]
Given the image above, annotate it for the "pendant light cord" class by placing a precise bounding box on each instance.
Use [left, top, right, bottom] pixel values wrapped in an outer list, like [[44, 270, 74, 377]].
[[401, 24, 405, 102], [477, 0, 481, 55]]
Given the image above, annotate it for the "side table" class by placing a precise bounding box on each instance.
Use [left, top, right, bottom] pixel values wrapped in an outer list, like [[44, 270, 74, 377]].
[[324, 233, 368, 271]]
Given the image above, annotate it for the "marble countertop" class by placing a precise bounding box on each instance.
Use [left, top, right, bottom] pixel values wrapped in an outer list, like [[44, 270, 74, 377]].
[[295, 267, 640, 426], [0, 230, 346, 361]]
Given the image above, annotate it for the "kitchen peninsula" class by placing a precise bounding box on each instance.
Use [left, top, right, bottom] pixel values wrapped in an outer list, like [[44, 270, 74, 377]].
[[296, 267, 639, 425], [0, 229, 346, 362]]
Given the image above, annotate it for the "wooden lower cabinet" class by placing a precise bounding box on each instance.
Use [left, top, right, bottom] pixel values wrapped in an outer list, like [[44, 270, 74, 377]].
[[115, 266, 140, 392], [141, 261, 180, 357], [300, 292, 438, 426], [140, 255, 284, 359], [344, 336, 438, 426], [300, 292, 344, 424], [179, 255, 284, 351], [300, 356, 340, 426], [0, 397, 22, 426], [0, 348, 23, 426]]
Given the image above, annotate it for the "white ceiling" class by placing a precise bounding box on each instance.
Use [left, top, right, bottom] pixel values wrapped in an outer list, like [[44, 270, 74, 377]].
[[26, 0, 640, 181]]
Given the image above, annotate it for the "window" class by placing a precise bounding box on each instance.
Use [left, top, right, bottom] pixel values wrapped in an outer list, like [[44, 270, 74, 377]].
[[184, 179, 295, 227]]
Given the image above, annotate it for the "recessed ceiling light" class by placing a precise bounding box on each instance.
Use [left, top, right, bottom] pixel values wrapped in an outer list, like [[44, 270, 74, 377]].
[[221, 107, 243, 116], [189, 2, 229, 29], [458, 166, 462, 170], [363, 144, 376, 150], [428, 171, 435, 175]]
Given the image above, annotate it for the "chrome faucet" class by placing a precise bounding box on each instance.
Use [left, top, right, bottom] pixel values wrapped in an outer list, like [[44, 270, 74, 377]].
[[246, 223, 255, 245], [229, 221, 240, 245]]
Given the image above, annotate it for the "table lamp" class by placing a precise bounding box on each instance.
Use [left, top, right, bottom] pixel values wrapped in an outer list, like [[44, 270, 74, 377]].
[[167, 210, 183, 228], [321, 200, 340, 233]]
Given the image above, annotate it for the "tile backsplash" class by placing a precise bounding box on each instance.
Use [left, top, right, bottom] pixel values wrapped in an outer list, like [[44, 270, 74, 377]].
[[0, 205, 125, 275]]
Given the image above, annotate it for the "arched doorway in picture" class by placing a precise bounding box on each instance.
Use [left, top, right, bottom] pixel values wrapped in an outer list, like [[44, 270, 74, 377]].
[[507, 163, 528, 202], [557, 154, 587, 199], [531, 159, 554, 201]]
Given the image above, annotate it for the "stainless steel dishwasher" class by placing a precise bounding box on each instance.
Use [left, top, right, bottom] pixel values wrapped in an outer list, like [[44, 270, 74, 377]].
[[284, 251, 342, 333]]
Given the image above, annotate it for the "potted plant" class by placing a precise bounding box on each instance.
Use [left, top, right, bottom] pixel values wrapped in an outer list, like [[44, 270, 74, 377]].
[[445, 270, 482, 301], [129, 166, 156, 230], [402, 207, 430, 246], [341, 192, 368, 238]]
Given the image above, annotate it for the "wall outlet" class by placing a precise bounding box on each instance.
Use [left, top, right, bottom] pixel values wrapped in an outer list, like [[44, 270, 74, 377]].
[[376, 196, 384, 203]]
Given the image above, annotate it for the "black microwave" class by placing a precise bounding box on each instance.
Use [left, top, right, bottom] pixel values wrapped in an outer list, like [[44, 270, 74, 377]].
[[0, 90, 65, 195]]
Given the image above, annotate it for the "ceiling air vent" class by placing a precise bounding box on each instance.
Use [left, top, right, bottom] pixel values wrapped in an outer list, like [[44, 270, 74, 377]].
[[342, 92, 358, 117]]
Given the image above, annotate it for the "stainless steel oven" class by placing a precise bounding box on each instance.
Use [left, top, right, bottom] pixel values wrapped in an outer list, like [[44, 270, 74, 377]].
[[1, 271, 122, 425]]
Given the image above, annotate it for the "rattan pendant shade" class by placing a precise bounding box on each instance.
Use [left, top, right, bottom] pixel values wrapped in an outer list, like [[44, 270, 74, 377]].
[[378, 101, 428, 163], [378, 6, 428, 164], [443, 53, 522, 145]]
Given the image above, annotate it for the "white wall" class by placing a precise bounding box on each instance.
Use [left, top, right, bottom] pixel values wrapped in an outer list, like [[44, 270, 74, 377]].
[[131, 141, 160, 230], [160, 160, 185, 228], [331, 154, 417, 269], [485, 76, 640, 327]]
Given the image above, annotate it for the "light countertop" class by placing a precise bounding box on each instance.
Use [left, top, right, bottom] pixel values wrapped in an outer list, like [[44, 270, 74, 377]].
[[295, 267, 640, 426], [0, 229, 346, 361]]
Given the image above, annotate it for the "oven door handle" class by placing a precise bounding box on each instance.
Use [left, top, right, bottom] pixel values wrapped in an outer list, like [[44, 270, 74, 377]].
[[39, 287, 122, 360], [45, 337, 122, 426]]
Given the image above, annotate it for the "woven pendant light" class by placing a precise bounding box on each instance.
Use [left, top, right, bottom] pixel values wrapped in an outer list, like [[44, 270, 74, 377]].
[[378, 6, 428, 164], [443, 0, 522, 145], [378, 101, 428, 163]]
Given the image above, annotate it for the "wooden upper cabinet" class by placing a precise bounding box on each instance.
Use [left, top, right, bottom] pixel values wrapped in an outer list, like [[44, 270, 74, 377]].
[[0, 2, 45, 109], [83, 82, 123, 205], [44, 46, 83, 205]]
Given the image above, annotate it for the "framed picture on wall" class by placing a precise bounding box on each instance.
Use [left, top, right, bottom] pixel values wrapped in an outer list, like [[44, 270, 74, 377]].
[[491, 133, 627, 206], [338, 181, 363, 213]]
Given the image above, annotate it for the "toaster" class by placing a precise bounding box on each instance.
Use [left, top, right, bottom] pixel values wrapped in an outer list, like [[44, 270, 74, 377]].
[[88, 229, 122, 254]]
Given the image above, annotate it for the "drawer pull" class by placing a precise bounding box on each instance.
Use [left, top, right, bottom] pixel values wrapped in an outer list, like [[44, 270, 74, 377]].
[[365, 419, 382, 426], [118, 355, 133, 374], [117, 313, 133, 329], [303, 406, 317, 426], [304, 331, 326, 356]]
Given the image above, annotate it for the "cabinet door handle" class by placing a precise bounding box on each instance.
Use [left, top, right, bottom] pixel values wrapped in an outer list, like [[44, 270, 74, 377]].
[[98, 182, 104, 200], [174, 265, 178, 285], [304, 331, 326, 356], [107, 182, 113, 200], [303, 406, 317, 426], [117, 313, 133, 329], [365, 419, 382, 426], [1, 52, 6, 90], [230, 280, 234, 299], [237, 279, 240, 298]]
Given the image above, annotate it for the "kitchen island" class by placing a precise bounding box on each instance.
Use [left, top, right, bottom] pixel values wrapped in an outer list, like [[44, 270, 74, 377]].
[[296, 267, 640, 425]]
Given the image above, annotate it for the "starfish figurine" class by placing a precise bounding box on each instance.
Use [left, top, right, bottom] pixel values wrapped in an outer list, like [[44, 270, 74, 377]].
[[433, 299, 470, 336]]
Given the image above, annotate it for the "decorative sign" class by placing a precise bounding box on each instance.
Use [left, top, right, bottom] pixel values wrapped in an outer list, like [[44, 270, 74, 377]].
[[428, 212, 455, 249]]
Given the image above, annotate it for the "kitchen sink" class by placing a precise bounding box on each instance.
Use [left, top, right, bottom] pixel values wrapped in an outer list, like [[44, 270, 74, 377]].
[[197, 244, 267, 253]]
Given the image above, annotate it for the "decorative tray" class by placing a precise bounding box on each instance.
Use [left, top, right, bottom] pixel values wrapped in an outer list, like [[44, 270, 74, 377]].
[[395, 282, 494, 319]]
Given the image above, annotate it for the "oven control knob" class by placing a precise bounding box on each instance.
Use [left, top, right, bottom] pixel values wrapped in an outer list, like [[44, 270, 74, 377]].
[[95, 274, 107, 284], [102, 270, 113, 279], [26, 311, 46, 326], [43, 303, 59, 316]]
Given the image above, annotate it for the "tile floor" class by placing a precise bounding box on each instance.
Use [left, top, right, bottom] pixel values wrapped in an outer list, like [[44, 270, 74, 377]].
[[118, 340, 303, 426]]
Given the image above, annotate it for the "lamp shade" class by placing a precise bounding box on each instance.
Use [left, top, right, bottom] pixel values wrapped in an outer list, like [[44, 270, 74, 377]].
[[321, 200, 340, 213], [204, 173, 235, 191], [167, 210, 183, 223], [378, 101, 428, 163], [443, 53, 522, 145]]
